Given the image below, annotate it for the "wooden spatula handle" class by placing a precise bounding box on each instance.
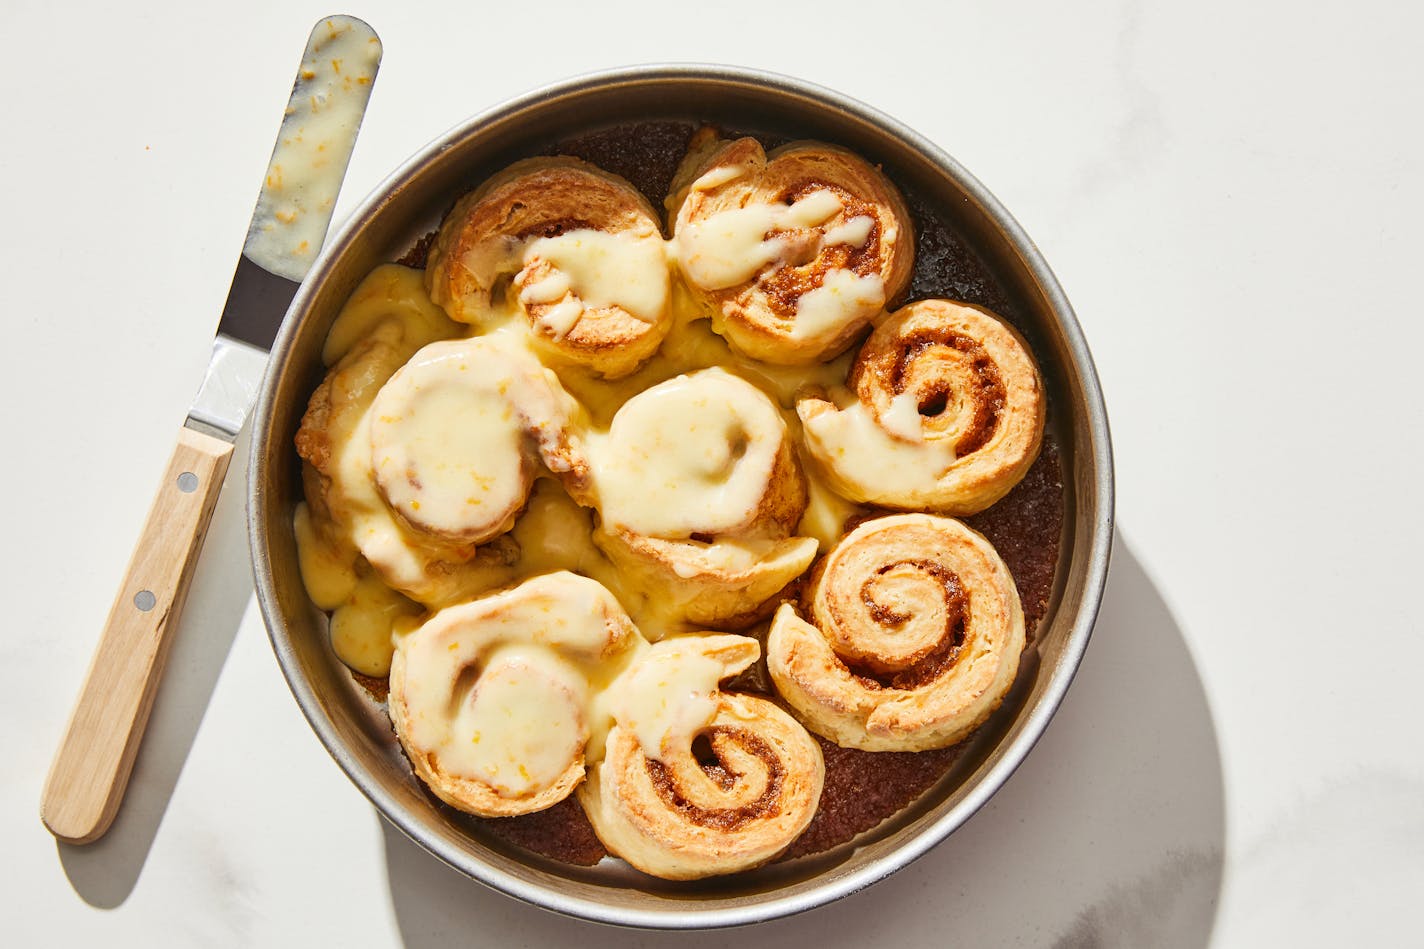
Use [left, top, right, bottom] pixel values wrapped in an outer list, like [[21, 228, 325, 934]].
[[41, 426, 234, 843]]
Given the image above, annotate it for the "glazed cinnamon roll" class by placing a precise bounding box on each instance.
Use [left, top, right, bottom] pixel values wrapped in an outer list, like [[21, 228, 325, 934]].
[[389, 572, 641, 817], [670, 131, 913, 365], [297, 276, 520, 608], [370, 336, 590, 544], [766, 514, 1025, 752], [581, 634, 825, 879], [589, 368, 817, 629], [425, 156, 673, 378], [798, 299, 1045, 516]]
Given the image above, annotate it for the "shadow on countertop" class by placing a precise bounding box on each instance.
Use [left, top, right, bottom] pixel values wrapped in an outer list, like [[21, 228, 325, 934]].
[[55, 432, 253, 909], [381, 532, 1226, 948]]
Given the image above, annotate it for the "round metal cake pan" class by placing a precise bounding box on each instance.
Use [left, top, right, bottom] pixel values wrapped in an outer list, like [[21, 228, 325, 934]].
[[248, 64, 1114, 929]]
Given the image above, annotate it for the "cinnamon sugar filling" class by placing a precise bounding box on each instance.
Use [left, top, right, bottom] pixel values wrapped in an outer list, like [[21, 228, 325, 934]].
[[875, 329, 1007, 455], [838, 560, 970, 690], [759, 181, 882, 318], [644, 727, 785, 831]]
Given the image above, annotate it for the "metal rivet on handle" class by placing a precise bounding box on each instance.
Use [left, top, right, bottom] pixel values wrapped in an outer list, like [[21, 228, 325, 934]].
[[177, 472, 199, 493], [134, 590, 157, 611]]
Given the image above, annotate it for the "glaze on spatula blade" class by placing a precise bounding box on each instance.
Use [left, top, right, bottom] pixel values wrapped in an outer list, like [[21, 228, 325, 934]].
[[190, 15, 381, 440]]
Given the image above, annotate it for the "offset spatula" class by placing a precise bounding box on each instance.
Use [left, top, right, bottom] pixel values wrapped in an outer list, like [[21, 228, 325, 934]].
[[41, 15, 382, 844]]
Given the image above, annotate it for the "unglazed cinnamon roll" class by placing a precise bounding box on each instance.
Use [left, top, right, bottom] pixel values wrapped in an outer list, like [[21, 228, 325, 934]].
[[669, 131, 913, 365], [581, 634, 824, 879], [389, 571, 641, 817], [799, 299, 1045, 516], [588, 368, 817, 629], [766, 514, 1025, 752], [425, 156, 673, 378]]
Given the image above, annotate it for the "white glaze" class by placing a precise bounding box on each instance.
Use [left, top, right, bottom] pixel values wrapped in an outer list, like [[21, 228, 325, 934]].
[[674, 190, 844, 290], [521, 229, 669, 331], [880, 391, 928, 441], [609, 638, 729, 758], [459, 228, 670, 336], [822, 215, 875, 247], [791, 269, 886, 341], [690, 163, 749, 191], [443, 645, 588, 795], [592, 368, 787, 538], [328, 572, 420, 677], [801, 399, 958, 495], [244, 16, 380, 281], [292, 501, 356, 610], [674, 204, 787, 289], [782, 190, 843, 226], [368, 338, 532, 541]]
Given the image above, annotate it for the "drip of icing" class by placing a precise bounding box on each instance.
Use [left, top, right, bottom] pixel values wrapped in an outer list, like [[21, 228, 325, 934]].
[[518, 270, 571, 305], [782, 190, 842, 227], [608, 638, 736, 760], [795, 472, 863, 552], [822, 215, 875, 247], [675, 190, 845, 290], [534, 298, 586, 339], [691, 164, 749, 191], [321, 264, 460, 367], [329, 572, 422, 677], [801, 399, 959, 495], [879, 391, 927, 441], [675, 205, 786, 289], [293, 502, 356, 609], [521, 229, 669, 326], [791, 270, 886, 341]]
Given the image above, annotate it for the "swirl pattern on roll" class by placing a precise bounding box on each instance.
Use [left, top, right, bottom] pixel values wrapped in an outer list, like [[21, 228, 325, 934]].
[[798, 299, 1045, 515], [580, 635, 825, 879], [589, 367, 817, 629], [670, 131, 914, 365], [388, 572, 641, 817], [766, 513, 1025, 752], [425, 156, 672, 378]]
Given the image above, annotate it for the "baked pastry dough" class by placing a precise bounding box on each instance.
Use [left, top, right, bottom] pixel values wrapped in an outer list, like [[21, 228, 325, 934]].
[[370, 336, 589, 544], [589, 368, 816, 629], [580, 634, 824, 879], [388, 571, 641, 817], [425, 156, 673, 378], [798, 299, 1044, 515], [766, 513, 1025, 751], [670, 131, 913, 365], [595, 531, 818, 631]]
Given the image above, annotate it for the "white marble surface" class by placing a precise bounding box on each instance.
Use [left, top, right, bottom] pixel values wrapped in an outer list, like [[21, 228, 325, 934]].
[[4, 0, 1421, 944]]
